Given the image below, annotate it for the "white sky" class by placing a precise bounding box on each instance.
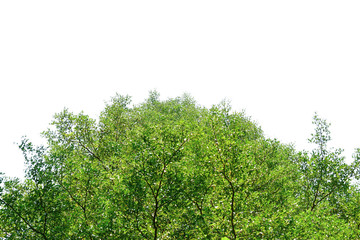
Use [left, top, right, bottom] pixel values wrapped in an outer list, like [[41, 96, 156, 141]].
[[1, 1, 360, 179]]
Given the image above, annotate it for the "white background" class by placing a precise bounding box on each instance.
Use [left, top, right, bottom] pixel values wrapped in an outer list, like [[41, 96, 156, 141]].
[[1, 1, 360, 179]]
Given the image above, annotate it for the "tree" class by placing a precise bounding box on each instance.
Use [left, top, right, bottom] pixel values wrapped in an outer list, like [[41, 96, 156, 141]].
[[1, 92, 359, 239]]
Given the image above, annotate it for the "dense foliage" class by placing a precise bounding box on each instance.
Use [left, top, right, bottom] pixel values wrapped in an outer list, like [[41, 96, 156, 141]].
[[1, 91, 360, 239]]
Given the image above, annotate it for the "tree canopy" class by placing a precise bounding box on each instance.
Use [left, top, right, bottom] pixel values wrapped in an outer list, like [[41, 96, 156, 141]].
[[1, 91, 360, 239]]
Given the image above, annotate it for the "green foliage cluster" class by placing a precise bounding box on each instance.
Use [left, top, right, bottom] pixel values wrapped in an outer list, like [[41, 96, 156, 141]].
[[1, 91, 360, 239]]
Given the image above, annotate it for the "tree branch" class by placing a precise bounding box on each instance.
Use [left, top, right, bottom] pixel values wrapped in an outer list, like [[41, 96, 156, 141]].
[[0, 198, 48, 240]]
